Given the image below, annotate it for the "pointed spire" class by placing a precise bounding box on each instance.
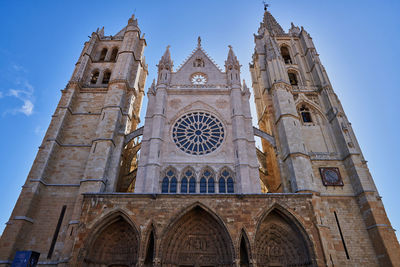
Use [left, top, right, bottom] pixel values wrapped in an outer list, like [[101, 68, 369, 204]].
[[225, 45, 240, 68], [263, 9, 285, 35], [242, 79, 250, 95], [158, 45, 173, 69], [96, 26, 104, 38], [148, 79, 156, 94]]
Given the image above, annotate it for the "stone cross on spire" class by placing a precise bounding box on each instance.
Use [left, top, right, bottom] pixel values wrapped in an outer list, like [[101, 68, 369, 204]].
[[197, 36, 201, 48]]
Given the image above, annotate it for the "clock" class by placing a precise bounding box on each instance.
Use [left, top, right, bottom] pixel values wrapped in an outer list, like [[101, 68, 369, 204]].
[[191, 73, 207, 85], [319, 167, 343, 186]]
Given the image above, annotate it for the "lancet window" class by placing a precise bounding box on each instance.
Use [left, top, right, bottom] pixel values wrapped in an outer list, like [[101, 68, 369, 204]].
[[299, 105, 312, 123], [161, 168, 178, 193], [281, 46, 292, 64], [181, 168, 195, 193], [218, 167, 234, 193], [99, 48, 108, 61], [199, 168, 215, 193]]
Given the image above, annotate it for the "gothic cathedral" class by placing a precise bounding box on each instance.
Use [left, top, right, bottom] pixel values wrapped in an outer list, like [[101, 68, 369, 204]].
[[1, 8, 399, 267]]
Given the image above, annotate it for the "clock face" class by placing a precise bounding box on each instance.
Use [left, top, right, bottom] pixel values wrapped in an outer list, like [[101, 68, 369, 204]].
[[325, 170, 339, 183], [320, 167, 343, 186], [191, 74, 207, 85]]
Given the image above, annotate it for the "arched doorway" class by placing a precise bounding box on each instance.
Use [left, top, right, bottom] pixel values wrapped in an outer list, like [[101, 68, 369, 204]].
[[84, 215, 139, 267], [161, 205, 234, 266], [255, 208, 315, 267]]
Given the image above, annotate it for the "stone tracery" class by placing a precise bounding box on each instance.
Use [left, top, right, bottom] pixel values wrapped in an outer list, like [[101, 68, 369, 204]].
[[161, 206, 235, 266], [84, 216, 139, 267], [255, 209, 314, 267]]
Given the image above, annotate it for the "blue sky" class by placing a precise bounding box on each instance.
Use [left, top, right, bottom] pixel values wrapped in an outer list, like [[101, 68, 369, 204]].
[[0, 0, 399, 241]]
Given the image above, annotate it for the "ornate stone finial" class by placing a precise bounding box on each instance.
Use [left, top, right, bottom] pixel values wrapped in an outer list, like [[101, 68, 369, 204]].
[[228, 45, 232, 50], [263, 1, 269, 11], [197, 36, 201, 47]]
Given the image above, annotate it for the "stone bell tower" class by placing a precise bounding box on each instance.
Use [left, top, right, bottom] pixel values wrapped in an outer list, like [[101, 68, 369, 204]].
[[250, 7, 400, 266], [0, 15, 147, 264]]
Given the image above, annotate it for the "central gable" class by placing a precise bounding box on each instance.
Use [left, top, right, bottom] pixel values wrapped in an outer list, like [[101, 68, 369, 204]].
[[171, 47, 226, 86]]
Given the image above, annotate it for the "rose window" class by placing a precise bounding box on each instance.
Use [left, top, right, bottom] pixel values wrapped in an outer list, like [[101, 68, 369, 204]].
[[172, 112, 224, 155]]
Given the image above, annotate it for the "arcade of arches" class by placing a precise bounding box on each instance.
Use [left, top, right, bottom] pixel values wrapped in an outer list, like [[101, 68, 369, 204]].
[[76, 195, 319, 267]]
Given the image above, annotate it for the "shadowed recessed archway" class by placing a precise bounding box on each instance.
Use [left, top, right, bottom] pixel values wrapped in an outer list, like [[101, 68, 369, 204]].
[[83, 213, 140, 267], [161, 204, 235, 266], [255, 207, 315, 267]]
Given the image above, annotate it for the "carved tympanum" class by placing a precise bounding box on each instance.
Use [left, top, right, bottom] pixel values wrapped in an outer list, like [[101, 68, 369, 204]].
[[161, 206, 234, 266], [84, 217, 139, 267], [255, 210, 314, 267]]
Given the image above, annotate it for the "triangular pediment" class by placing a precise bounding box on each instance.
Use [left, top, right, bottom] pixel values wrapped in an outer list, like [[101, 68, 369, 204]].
[[171, 46, 226, 86], [175, 47, 223, 74]]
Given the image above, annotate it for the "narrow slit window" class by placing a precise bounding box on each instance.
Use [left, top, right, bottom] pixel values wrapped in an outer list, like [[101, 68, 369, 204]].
[[47, 205, 67, 259], [334, 211, 350, 260]]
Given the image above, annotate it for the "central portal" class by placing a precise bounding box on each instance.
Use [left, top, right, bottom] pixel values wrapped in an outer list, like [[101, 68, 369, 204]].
[[161, 206, 234, 267]]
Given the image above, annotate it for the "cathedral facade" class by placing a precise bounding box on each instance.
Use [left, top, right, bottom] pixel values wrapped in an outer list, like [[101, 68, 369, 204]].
[[0, 8, 399, 267]]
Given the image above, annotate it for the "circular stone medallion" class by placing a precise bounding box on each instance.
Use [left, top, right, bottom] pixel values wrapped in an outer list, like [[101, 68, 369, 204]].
[[172, 112, 224, 155]]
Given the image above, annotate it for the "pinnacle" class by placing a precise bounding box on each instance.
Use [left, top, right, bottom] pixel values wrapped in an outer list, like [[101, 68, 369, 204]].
[[225, 45, 240, 67], [263, 10, 284, 35], [160, 45, 172, 66]]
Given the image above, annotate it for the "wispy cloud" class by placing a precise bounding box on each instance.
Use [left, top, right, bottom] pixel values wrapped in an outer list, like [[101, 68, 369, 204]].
[[1, 64, 35, 116], [34, 125, 45, 136]]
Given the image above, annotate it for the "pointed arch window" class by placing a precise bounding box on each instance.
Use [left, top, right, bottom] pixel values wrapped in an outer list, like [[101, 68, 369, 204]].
[[219, 178, 226, 193], [200, 177, 207, 193], [299, 105, 312, 123], [199, 168, 215, 194], [288, 72, 298, 86], [189, 177, 196, 193], [281, 46, 292, 64], [161, 168, 177, 193], [110, 48, 119, 62], [181, 178, 188, 193], [208, 178, 215, 193], [90, 70, 99, 84], [170, 177, 177, 193], [99, 48, 108, 61], [227, 177, 234, 193], [181, 168, 195, 193], [161, 177, 169, 193], [219, 168, 234, 193]]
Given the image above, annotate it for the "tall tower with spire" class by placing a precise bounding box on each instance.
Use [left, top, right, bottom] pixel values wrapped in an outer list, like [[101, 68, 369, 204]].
[[250, 7, 400, 266], [0, 15, 148, 264]]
